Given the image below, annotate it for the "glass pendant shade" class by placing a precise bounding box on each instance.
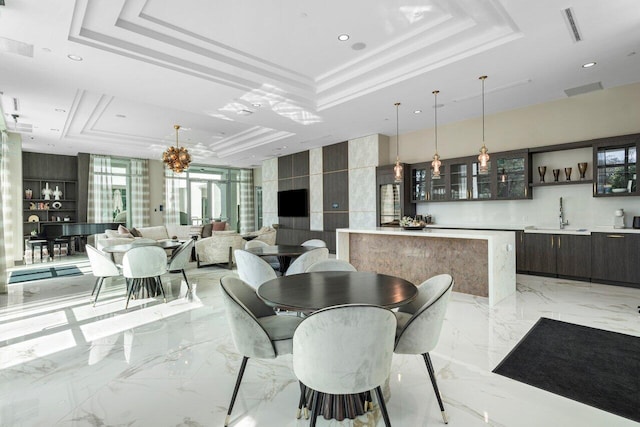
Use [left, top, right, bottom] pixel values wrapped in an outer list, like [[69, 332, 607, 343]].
[[432, 152, 442, 179], [393, 102, 403, 183], [162, 125, 192, 173]]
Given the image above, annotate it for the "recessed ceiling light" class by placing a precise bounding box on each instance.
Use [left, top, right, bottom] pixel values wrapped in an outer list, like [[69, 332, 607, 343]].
[[582, 61, 596, 68], [252, 103, 261, 108], [338, 34, 350, 41], [67, 54, 83, 61], [54, 108, 66, 113], [115, 114, 126, 118], [413, 110, 422, 114]]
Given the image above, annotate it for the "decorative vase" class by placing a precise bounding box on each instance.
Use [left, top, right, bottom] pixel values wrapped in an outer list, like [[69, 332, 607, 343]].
[[53, 185, 63, 201], [42, 182, 52, 200], [25, 189, 32, 199], [578, 162, 588, 180], [565, 167, 572, 181], [538, 166, 547, 183], [552, 169, 560, 182]]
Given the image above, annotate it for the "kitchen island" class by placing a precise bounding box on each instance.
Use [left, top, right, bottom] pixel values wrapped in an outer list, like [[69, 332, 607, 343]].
[[336, 228, 516, 306]]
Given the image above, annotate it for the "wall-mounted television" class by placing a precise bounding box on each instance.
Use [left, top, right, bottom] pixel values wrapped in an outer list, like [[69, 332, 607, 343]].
[[277, 189, 308, 217]]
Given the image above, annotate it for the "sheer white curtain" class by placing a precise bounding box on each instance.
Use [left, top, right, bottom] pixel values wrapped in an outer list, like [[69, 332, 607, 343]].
[[239, 169, 255, 233], [88, 155, 113, 222], [0, 131, 11, 293], [129, 159, 150, 228], [164, 170, 181, 225]]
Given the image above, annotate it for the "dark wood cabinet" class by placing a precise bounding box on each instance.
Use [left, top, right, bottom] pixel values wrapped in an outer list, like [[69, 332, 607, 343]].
[[515, 231, 526, 273], [524, 233, 591, 279], [524, 233, 557, 275], [591, 232, 640, 286], [592, 134, 639, 197], [556, 234, 591, 279]]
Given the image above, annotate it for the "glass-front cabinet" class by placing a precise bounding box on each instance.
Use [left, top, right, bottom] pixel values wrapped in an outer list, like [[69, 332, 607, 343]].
[[495, 150, 531, 199], [449, 162, 469, 200], [410, 162, 447, 202], [593, 139, 638, 197]]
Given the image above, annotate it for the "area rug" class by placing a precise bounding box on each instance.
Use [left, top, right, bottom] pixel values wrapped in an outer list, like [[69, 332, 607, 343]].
[[8, 265, 83, 284], [493, 317, 640, 422]]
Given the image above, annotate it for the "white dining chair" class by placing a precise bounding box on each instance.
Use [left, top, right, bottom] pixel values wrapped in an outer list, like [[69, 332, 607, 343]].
[[394, 274, 454, 424], [167, 239, 194, 292], [220, 275, 304, 426], [301, 239, 327, 248], [305, 259, 357, 272], [122, 246, 168, 309], [293, 304, 396, 427], [86, 244, 121, 306], [244, 239, 279, 270], [285, 248, 329, 276], [234, 249, 277, 289]]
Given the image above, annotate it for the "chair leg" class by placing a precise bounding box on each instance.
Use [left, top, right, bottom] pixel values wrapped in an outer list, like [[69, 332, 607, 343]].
[[93, 277, 104, 307], [181, 269, 191, 292], [296, 382, 307, 419], [423, 353, 448, 424], [374, 386, 392, 427], [125, 278, 135, 309], [225, 356, 249, 427], [91, 277, 100, 296]]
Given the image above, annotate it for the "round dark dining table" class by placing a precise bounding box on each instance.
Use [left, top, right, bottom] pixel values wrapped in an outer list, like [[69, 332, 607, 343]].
[[257, 270, 417, 421], [257, 270, 417, 312], [244, 244, 317, 273]]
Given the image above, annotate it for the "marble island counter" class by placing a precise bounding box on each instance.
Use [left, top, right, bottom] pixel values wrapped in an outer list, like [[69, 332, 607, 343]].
[[336, 227, 516, 306], [422, 223, 640, 235]]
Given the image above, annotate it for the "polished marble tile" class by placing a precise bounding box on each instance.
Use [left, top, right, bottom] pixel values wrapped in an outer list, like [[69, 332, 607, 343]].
[[0, 264, 638, 426]]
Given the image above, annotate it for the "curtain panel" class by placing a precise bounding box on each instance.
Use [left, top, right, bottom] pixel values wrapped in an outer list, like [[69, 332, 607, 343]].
[[0, 131, 10, 293], [129, 159, 150, 228], [88, 155, 113, 223]]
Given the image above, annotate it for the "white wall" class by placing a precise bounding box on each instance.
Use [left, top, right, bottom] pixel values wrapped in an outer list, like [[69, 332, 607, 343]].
[[262, 158, 278, 228], [8, 133, 23, 264], [148, 160, 165, 226]]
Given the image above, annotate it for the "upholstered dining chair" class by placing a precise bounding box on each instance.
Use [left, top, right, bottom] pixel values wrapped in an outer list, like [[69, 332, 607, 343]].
[[167, 239, 194, 293], [244, 239, 279, 271], [122, 246, 168, 309], [220, 275, 304, 427], [285, 248, 329, 276], [394, 274, 454, 424], [233, 249, 278, 289], [305, 259, 357, 272], [86, 244, 121, 307], [301, 239, 327, 248], [293, 304, 397, 427]]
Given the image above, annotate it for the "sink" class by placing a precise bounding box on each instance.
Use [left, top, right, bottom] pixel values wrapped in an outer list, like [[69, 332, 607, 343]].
[[524, 226, 590, 235]]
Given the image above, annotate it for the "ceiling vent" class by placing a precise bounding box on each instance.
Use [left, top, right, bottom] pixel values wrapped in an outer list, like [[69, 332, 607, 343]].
[[8, 122, 33, 133], [564, 82, 603, 97], [562, 8, 582, 42], [0, 36, 34, 57]]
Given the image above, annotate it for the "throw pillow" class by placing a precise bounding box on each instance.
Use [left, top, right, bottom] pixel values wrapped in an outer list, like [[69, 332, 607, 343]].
[[104, 229, 120, 238], [130, 228, 142, 237], [201, 223, 213, 238], [212, 221, 227, 231], [118, 224, 130, 234]]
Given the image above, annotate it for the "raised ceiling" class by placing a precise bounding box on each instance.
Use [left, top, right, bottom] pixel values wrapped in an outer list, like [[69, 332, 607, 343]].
[[1, 0, 639, 168]]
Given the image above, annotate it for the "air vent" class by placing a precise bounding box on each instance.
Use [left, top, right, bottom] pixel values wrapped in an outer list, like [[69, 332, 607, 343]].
[[564, 82, 603, 97], [0, 36, 34, 57], [9, 122, 33, 133], [563, 8, 582, 42]]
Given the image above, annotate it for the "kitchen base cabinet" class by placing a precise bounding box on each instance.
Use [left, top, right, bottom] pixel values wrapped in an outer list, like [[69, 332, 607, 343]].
[[591, 233, 640, 287], [515, 231, 526, 273], [523, 233, 591, 280]]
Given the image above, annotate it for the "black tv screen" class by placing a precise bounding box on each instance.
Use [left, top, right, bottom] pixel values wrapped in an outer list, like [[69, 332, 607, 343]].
[[278, 189, 308, 217]]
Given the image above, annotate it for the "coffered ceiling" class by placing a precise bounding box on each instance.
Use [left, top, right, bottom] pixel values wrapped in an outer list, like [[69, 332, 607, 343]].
[[1, 0, 639, 168]]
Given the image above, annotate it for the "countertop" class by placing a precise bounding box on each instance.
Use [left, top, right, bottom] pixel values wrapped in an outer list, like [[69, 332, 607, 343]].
[[422, 223, 640, 235]]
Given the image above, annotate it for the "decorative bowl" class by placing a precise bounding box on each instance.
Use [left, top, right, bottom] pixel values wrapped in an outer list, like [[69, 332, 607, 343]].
[[402, 226, 425, 230], [611, 188, 627, 193]]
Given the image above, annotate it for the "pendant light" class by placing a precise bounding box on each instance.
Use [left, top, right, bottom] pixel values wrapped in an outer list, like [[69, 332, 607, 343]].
[[478, 75, 490, 175], [393, 102, 404, 183], [431, 90, 442, 180]]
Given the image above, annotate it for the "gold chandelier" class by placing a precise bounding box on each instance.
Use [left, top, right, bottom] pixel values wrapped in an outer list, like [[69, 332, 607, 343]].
[[162, 124, 192, 173]]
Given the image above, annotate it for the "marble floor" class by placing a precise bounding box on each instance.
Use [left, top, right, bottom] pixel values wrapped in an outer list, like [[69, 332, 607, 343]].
[[0, 260, 639, 427]]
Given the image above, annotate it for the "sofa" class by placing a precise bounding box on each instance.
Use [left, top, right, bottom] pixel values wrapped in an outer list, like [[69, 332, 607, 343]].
[[193, 225, 277, 269]]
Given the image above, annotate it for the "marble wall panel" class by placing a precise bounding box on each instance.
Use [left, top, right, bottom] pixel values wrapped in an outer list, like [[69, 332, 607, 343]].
[[349, 167, 376, 212], [348, 135, 380, 168], [348, 234, 489, 297], [262, 158, 277, 182], [309, 147, 323, 175], [310, 212, 323, 231], [349, 211, 377, 229]]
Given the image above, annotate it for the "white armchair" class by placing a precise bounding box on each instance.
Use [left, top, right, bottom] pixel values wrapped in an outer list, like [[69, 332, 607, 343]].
[[195, 232, 244, 269]]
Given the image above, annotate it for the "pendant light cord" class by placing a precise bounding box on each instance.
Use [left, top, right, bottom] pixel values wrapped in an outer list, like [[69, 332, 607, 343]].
[[433, 90, 439, 153], [395, 102, 400, 160], [175, 124, 180, 148], [480, 76, 487, 143]]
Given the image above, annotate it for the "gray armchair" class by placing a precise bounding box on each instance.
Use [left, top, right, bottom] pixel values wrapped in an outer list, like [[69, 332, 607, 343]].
[[220, 276, 303, 426], [394, 274, 454, 424]]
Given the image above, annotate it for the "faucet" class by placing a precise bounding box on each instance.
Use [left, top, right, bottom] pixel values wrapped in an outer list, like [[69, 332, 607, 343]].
[[559, 197, 569, 229]]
